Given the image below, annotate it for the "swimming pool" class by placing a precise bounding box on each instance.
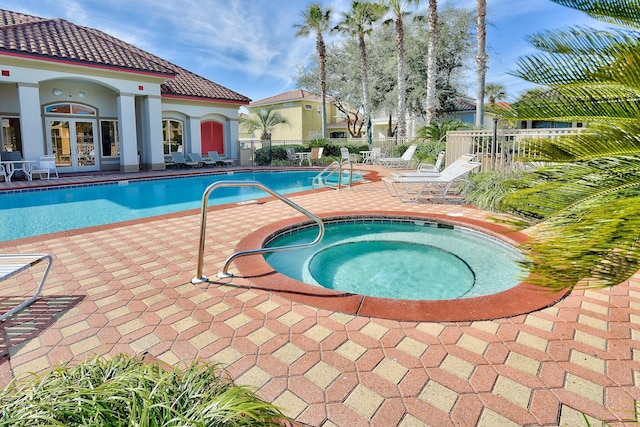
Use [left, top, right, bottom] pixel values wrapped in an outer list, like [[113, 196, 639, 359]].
[[264, 218, 525, 300], [0, 170, 355, 242]]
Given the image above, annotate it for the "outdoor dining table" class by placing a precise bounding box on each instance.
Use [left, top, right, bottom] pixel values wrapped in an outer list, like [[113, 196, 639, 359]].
[[295, 151, 312, 166], [0, 160, 37, 182]]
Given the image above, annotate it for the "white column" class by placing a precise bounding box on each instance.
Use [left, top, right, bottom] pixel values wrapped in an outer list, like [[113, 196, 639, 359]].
[[187, 116, 201, 154], [140, 95, 163, 170], [17, 83, 44, 159], [226, 117, 239, 159], [117, 93, 138, 172]]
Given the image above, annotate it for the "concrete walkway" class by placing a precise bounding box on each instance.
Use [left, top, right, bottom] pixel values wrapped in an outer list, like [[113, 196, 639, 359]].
[[0, 166, 638, 426]]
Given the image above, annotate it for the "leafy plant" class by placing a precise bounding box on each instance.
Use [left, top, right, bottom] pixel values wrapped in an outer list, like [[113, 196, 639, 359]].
[[494, 0, 640, 290], [0, 354, 291, 426]]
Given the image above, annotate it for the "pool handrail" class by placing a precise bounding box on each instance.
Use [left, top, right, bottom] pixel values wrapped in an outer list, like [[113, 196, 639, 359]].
[[192, 180, 324, 283]]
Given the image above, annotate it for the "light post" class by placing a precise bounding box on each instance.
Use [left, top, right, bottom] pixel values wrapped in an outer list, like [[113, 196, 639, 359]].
[[492, 117, 499, 170]]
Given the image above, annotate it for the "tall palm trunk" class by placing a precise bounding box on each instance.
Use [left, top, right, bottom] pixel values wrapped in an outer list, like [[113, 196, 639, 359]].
[[317, 33, 328, 138], [358, 32, 372, 131], [395, 14, 407, 140], [425, 0, 438, 124], [475, 0, 487, 128]]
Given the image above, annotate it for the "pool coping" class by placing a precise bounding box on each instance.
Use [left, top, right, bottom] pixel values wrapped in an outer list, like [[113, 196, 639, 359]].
[[232, 211, 571, 322]]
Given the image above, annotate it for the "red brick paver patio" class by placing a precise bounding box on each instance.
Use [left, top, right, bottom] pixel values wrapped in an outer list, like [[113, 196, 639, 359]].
[[0, 166, 639, 426]]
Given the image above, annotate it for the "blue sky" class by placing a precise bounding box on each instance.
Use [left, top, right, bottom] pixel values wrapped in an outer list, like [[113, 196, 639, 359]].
[[3, 0, 608, 103]]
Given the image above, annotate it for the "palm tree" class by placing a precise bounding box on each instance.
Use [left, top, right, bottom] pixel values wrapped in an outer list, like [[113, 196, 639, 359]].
[[475, 0, 487, 128], [495, 0, 640, 290], [383, 0, 420, 141], [295, 4, 332, 138], [239, 108, 289, 140], [484, 82, 506, 105], [334, 1, 387, 142], [425, 0, 438, 124]]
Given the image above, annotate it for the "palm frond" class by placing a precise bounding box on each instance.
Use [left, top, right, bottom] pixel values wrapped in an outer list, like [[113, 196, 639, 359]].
[[551, 0, 640, 29], [504, 85, 640, 122]]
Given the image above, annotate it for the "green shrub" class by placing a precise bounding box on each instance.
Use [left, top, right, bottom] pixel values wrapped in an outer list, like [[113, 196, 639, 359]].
[[0, 354, 290, 426]]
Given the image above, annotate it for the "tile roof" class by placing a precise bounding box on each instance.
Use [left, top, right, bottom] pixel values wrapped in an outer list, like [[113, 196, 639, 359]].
[[251, 89, 326, 106], [0, 9, 250, 104]]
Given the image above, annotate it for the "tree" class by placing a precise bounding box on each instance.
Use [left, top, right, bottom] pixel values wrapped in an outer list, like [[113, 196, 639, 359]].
[[295, 4, 332, 138], [239, 108, 289, 140], [296, 6, 475, 123], [484, 82, 506, 105], [425, 0, 438, 124], [475, 0, 488, 128], [496, 0, 640, 290], [383, 0, 420, 141], [334, 1, 387, 142]]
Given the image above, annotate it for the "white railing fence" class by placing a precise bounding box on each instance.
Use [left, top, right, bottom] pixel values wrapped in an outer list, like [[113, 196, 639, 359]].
[[445, 128, 582, 172]]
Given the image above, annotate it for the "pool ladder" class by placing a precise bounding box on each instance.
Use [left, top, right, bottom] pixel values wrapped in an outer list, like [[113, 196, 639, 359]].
[[312, 159, 353, 190], [192, 180, 324, 284]]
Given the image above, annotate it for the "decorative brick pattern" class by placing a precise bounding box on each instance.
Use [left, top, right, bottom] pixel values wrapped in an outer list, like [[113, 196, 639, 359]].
[[1, 167, 639, 426]]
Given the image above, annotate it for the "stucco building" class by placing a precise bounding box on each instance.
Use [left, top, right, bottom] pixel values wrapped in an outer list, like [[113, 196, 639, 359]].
[[0, 9, 250, 173]]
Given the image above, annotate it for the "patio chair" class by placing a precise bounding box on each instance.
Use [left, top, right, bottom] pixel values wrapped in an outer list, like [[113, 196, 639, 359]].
[[310, 147, 324, 165], [28, 155, 59, 179], [340, 147, 358, 164], [0, 253, 53, 321], [377, 144, 418, 169], [414, 151, 445, 173], [383, 161, 481, 202], [1, 151, 30, 180], [392, 153, 475, 178], [208, 151, 234, 166], [0, 163, 6, 182], [187, 152, 216, 167], [171, 152, 200, 168]]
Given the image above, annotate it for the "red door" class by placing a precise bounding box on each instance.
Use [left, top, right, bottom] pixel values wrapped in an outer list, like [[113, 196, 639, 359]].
[[201, 121, 224, 154]]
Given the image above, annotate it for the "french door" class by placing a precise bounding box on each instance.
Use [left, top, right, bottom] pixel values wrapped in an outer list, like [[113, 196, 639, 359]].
[[47, 119, 99, 172]]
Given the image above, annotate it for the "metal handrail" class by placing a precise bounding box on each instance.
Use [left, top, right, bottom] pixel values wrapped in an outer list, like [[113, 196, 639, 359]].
[[312, 159, 353, 190], [192, 180, 324, 283]]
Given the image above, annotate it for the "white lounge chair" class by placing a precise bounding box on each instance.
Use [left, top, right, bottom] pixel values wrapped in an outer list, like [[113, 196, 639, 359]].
[[28, 154, 59, 179], [0, 254, 53, 321], [414, 150, 445, 173], [208, 151, 234, 166], [378, 144, 417, 169], [171, 152, 200, 168], [187, 153, 216, 167], [383, 161, 481, 202], [391, 153, 475, 178]]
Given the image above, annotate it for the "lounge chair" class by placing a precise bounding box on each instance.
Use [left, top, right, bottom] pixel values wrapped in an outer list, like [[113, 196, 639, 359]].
[[171, 152, 200, 168], [208, 151, 234, 166], [383, 161, 481, 202], [378, 144, 417, 169], [187, 152, 216, 167], [0, 253, 53, 321], [28, 155, 59, 179], [392, 153, 475, 178], [414, 150, 445, 173]]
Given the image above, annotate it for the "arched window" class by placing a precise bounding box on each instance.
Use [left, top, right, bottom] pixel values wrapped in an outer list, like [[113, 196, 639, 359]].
[[44, 103, 96, 115]]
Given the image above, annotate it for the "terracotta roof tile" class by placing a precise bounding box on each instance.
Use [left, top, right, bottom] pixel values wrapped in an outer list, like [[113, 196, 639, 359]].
[[0, 9, 250, 104], [251, 89, 325, 106]]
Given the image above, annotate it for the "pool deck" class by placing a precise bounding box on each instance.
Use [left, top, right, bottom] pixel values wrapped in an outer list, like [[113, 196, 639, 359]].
[[0, 166, 639, 426]]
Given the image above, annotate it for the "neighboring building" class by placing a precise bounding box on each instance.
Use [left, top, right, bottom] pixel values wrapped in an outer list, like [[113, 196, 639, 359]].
[[245, 90, 349, 140], [0, 9, 250, 173]]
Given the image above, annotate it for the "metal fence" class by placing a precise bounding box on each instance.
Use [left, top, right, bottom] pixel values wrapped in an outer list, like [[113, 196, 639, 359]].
[[236, 137, 409, 166], [445, 128, 582, 172]]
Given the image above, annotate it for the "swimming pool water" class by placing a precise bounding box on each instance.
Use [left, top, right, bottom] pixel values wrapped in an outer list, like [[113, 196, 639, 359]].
[[264, 219, 526, 300], [0, 171, 348, 242]]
